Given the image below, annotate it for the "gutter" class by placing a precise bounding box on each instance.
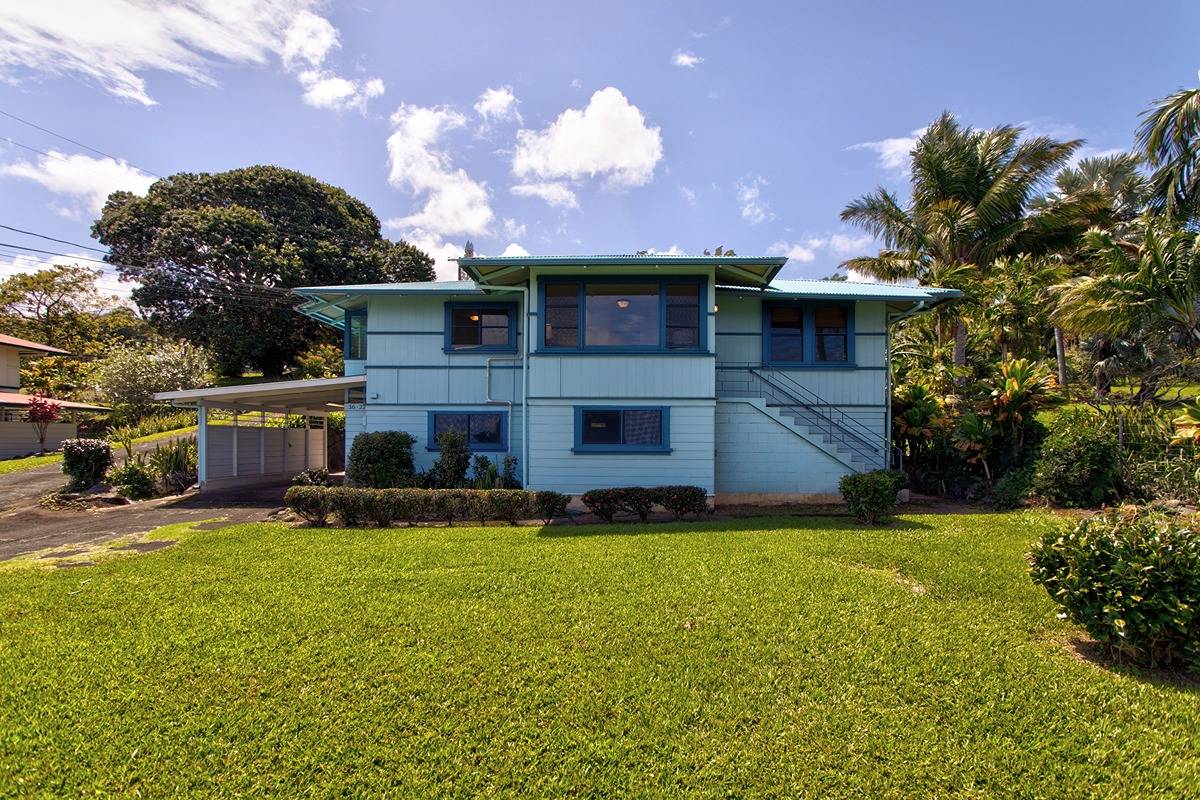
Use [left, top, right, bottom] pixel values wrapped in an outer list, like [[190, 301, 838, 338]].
[[472, 284, 530, 489]]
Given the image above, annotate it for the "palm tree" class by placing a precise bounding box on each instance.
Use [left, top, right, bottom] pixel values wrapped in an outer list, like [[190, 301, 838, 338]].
[[841, 112, 1101, 369], [1137, 86, 1200, 220]]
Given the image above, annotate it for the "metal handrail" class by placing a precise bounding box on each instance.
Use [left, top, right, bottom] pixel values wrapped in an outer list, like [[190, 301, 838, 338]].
[[751, 368, 881, 449]]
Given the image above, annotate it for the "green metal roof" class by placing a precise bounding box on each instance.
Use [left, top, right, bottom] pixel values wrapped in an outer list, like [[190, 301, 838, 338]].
[[719, 278, 962, 304], [457, 253, 788, 287]]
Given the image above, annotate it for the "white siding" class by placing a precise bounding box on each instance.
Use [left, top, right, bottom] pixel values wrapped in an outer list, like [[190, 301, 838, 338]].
[[715, 401, 852, 495], [0, 420, 76, 459]]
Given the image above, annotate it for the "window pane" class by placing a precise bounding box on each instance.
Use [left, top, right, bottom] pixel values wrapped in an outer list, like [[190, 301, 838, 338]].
[[451, 325, 481, 347], [347, 312, 367, 360], [814, 307, 848, 330], [770, 333, 805, 362], [581, 410, 621, 444], [469, 413, 502, 445], [666, 326, 699, 348], [814, 307, 848, 362], [770, 307, 804, 330], [817, 335, 847, 362], [433, 413, 468, 439], [544, 285, 579, 347], [481, 327, 508, 345], [480, 311, 509, 327], [666, 283, 699, 302], [585, 283, 659, 347], [622, 409, 663, 446]]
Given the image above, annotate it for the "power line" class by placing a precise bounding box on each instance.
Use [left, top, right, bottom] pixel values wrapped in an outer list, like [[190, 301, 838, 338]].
[[0, 108, 165, 179], [0, 224, 107, 253]]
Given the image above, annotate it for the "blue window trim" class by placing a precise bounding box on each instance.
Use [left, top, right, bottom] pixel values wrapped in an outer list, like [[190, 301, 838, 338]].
[[761, 300, 855, 368], [443, 301, 519, 354], [344, 308, 368, 360], [426, 409, 509, 452], [537, 276, 707, 354], [572, 405, 671, 454]]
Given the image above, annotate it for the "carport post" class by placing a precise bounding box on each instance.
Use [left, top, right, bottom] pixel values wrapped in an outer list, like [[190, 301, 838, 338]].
[[197, 403, 207, 486], [231, 409, 238, 478]]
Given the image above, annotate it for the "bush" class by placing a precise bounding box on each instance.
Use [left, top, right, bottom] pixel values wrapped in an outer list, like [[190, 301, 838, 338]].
[[613, 487, 655, 522], [432, 430, 470, 488], [461, 489, 492, 526], [501, 455, 520, 489], [327, 486, 369, 527], [430, 488, 468, 525], [534, 491, 570, 524], [839, 469, 900, 524], [653, 485, 709, 519], [1032, 409, 1121, 507], [1029, 507, 1200, 672], [106, 460, 156, 500], [346, 431, 417, 488], [393, 488, 431, 526], [581, 488, 620, 522], [61, 438, 113, 490], [285, 486, 333, 526], [148, 437, 197, 494], [487, 489, 531, 524], [991, 464, 1035, 510], [291, 468, 331, 487], [470, 454, 498, 489], [93, 341, 212, 418]]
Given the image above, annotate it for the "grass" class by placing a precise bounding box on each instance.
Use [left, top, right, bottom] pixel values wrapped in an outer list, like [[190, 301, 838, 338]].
[[0, 426, 197, 476], [1, 513, 1198, 797]]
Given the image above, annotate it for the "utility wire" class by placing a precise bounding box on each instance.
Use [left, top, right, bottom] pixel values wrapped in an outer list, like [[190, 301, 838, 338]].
[[0, 224, 108, 253], [0, 108, 165, 178]]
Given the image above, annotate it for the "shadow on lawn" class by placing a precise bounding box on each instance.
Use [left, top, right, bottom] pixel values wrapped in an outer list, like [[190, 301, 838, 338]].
[[535, 514, 934, 538], [1068, 637, 1200, 693]]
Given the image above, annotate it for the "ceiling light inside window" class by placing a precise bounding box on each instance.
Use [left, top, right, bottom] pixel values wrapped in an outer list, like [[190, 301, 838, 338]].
[[616, 299, 630, 309]]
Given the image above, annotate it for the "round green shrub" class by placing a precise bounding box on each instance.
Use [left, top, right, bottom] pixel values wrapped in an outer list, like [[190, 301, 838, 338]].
[[1029, 507, 1200, 672], [839, 469, 901, 524], [61, 438, 114, 490], [1032, 409, 1120, 507], [106, 461, 156, 500], [346, 431, 417, 488]]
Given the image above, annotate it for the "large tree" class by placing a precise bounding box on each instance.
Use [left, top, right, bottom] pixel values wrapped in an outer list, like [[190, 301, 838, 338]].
[[1138, 86, 1200, 221], [839, 112, 1104, 368], [92, 166, 434, 376]]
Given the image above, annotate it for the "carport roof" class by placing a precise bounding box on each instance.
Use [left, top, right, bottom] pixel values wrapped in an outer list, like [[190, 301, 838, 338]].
[[154, 375, 365, 413]]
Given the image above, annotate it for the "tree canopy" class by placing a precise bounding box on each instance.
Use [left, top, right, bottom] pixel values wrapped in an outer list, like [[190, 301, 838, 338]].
[[92, 165, 434, 376]]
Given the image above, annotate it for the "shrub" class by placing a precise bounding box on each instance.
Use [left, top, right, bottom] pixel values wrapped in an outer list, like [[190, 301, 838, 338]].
[[501, 455, 520, 489], [328, 486, 370, 527], [487, 489, 531, 524], [148, 437, 197, 494], [106, 460, 156, 500], [534, 491, 570, 525], [292, 468, 331, 487], [61, 438, 113, 490], [393, 488, 431, 526], [470, 454, 498, 489], [461, 489, 492, 526], [1032, 409, 1120, 507], [991, 464, 1035, 510], [581, 488, 620, 522], [839, 469, 901, 524], [652, 485, 709, 519], [1029, 507, 1200, 672], [613, 487, 655, 522], [93, 341, 212, 418], [430, 489, 468, 525], [284, 486, 333, 526], [432, 430, 470, 488], [346, 431, 417, 488]]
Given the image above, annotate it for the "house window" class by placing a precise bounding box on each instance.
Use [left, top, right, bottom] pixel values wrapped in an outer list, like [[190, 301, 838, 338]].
[[541, 279, 704, 352], [763, 303, 854, 366], [345, 386, 366, 406], [428, 411, 507, 451], [445, 303, 516, 352], [574, 406, 670, 453], [345, 309, 367, 360]]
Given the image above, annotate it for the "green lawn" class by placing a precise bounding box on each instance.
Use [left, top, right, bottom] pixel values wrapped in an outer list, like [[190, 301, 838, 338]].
[[1, 513, 1197, 797]]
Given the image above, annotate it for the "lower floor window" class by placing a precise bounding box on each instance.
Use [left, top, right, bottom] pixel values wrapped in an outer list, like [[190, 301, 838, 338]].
[[428, 411, 506, 451], [574, 406, 669, 453]]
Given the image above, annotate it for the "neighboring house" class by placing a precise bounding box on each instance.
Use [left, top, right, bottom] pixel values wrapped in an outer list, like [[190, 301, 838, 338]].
[[158, 254, 956, 499], [0, 334, 109, 459]]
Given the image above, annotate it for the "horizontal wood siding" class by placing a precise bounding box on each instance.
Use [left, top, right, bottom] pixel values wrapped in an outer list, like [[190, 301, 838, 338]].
[[354, 406, 523, 473], [205, 426, 324, 480], [715, 401, 852, 494], [529, 356, 714, 399], [527, 401, 714, 494], [0, 421, 76, 459]]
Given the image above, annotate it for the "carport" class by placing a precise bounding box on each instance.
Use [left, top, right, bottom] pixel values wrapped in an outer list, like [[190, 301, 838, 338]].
[[155, 375, 365, 492]]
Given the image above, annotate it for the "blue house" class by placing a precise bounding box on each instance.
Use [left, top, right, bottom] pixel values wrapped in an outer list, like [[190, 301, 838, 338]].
[[161, 254, 956, 499]]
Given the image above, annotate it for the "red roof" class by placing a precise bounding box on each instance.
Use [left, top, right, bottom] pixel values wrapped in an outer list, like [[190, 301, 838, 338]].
[[0, 334, 69, 355], [0, 391, 108, 411]]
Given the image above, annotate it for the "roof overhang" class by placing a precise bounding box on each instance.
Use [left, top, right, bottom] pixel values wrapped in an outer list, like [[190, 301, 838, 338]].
[[154, 375, 365, 413], [456, 255, 788, 288], [293, 281, 489, 330], [715, 280, 961, 314], [0, 334, 70, 356], [0, 391, 108, 411]]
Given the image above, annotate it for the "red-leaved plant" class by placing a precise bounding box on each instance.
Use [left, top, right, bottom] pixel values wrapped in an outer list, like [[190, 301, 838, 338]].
[[23, 393, 63, 454]]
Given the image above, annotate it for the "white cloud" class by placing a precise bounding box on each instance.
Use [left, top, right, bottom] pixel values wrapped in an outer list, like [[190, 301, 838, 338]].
[[0, 150, 155, 214], [848, 128, 926, 172], [645, 245, 685, 255], [689, 15, 732, 39], [500, 243, 530, 257], [384, 103, 494, 238], [298, 71, 384, 112], [475, 86, 522, 125], [502, 218, 526, 238], [510, 182, 579, 209], [0, 251, 132, 299], [827, 233, 874, 256], [672, 51, 703, 68], [389, 228, 467, 282], [736, 177, 774, 225], [679, 185, 697, 206], [512, 87, 663, 189], [569, 78, 582, 89], [0, 1, 383, 111], [766, 232, 879, 269], [766, 240, 818, 263]]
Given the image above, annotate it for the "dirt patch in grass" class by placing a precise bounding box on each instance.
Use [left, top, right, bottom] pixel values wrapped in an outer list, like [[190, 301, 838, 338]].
[[111, 540, 176, 553]]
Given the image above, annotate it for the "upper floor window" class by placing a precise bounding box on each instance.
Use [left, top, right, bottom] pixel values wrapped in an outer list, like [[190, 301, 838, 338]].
[[444, 302, 517, 353], [541, 279, 705, 352], [763, 303, 853, 366], [345, 309, 367, 360]]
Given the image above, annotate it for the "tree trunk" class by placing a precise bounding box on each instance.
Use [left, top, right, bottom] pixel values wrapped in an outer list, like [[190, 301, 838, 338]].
[[1054, 327, 1068, 391], [953, 320, 967, 368]]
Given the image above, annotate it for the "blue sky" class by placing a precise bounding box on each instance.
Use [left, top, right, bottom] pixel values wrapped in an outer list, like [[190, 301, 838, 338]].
[[0, 0, 1198, 289]]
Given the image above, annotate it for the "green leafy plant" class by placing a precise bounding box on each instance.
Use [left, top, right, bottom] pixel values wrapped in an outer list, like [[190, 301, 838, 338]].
[[1032, 409, 1120, 507], [346, 431, 417, 488], [60, 438, 113, 490], [106, 459, 156, 500], [147, 437, 197, 494], [651, 485, 710, 520], [501, 455, 520, 489], [1029, 506, 1200, 671], [284, 486, 333, 526], [291, 468, 331, 487], [839, 470, 901, 525], [432, 430, 471, 489], [470, 454, 498, 490], [534, 491, 570, 525], [612, 487, 655, 522], [581, 489, 620, 522]]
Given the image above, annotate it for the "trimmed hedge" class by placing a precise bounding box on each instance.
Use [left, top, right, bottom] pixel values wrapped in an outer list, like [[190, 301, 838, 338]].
[[534, 491, 570, 525], [584, 485, 710, 522], [1029, 507, 1200, 672], [839, 469, 902, 524]]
